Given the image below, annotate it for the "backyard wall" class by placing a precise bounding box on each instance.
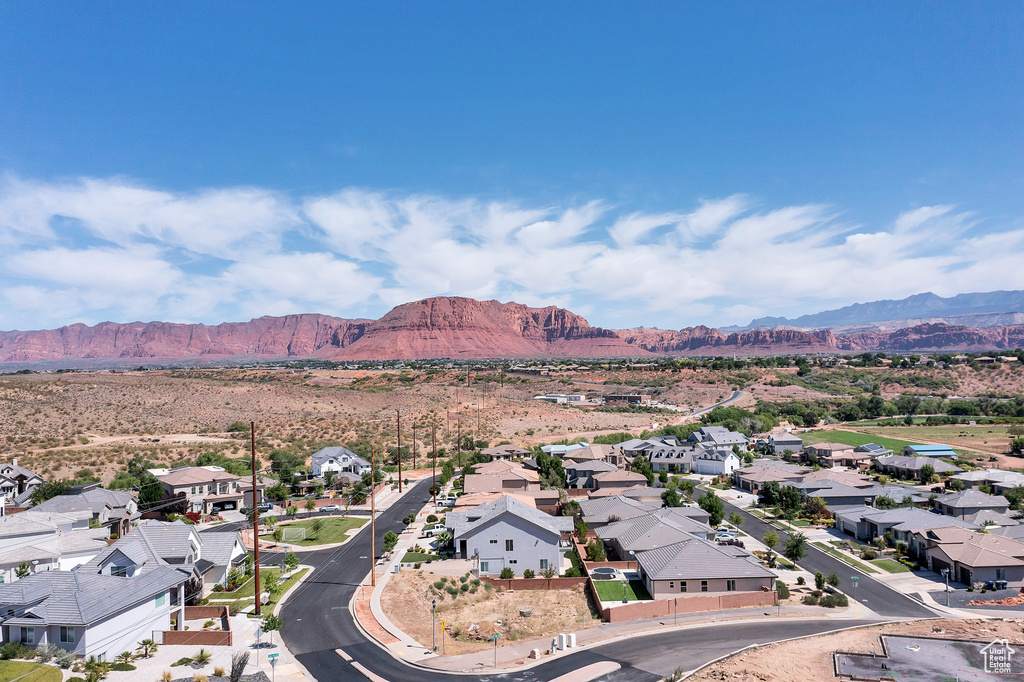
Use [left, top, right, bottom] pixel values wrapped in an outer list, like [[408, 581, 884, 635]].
[[162, 605, 232, 646], [599, 590, 776, 623]]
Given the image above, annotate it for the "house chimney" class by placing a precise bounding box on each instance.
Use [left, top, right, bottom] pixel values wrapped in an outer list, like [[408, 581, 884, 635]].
[[12, 458, 17, 467]]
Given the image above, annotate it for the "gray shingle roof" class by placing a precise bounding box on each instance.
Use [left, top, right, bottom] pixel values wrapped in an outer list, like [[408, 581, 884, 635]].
[[448, 495, 573, 539], [635, 537, 774, 581], [310, 446, 369, 469], [934, 489, 1009, 510], [597, 508, 713, 552], [578, 496, 658, 525], [875, 455, 963, 474], [0, 566, 189, 626]]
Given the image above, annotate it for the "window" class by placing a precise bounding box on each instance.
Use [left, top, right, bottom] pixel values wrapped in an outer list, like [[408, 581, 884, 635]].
[[20, 627, 34, 644], [701, 580, 708, 592], [505, 539, 514, 552], [489, 539, 498, 544], [727, 580, 736, 592], [539, 559, 548, 570], [110, 565, 128, 577], [509, 559, 517, 564], [669, 582, 674, 589], [480, 562, 489, 573], [191, 486, 196, 495], [155, 592, 166, 607], [60, 626, 75, 643], [680, 581, 687, 592]]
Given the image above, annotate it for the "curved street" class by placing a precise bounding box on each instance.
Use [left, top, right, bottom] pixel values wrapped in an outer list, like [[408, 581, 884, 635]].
[[275, 478, 892, 681]]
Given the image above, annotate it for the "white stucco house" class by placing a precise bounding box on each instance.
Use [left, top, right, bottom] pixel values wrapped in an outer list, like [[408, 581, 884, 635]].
[[310, 447, 371, 477], [0, 510, 111, 584], [447, 495, 574, 577], [693, 450, 740, 476]]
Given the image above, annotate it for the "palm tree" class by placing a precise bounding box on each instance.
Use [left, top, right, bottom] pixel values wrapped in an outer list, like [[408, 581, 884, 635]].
[[136, 638, 157, 658], [115, 651, 134, 666]]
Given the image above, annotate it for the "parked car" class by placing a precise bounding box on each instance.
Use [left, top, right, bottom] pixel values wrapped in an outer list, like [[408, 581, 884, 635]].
[[421, 527, 444, 538], [321, 504, 341, 513]]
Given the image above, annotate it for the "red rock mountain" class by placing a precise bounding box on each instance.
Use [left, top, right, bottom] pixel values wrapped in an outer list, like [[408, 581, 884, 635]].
[[1, 298, 1022, 364]]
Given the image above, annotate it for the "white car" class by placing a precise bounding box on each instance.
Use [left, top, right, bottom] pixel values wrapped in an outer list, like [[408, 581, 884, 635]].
[[320, 504, 341, 513]]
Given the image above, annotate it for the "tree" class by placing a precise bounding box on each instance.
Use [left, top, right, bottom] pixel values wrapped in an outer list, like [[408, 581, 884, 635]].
[[304, 499, 316, 517], [947, 478, 966, 491], [1003, 485, 1024, 511], [383, 531, 399, 552], [875, 495, 899, 510], [919, 464, 935, 482], [896, 394, 921, 418], [575, 520, 589, 543], [311, 518, 325, 538], [698, 490, 725, 527], [728, 512, 744, 528], [743, 452, 754, 465], [827, 571, 840, 587], [585, 539, 606, 562], [662, 487, 683, 507], [783, 532, 808, 563], [261, 613, 283, 647], [262, 572, 282, 601], [804, 497, 828, 519], [762, 530, 778, 553], [15, 562, 30, 579], [814, 571, 825, 591], [324, 470, 337, 488], [677, 478, 696, 500], [136, 638, 157, 658], [778, 485, 803, 514], [285, 551, 300, 572], [287, 505, 298, 518], [658, 470, 669, 484], [29, 479, 70, 506], [434, 531, 453, 550], [266, 484, 289, 501], [758, 481, 781, 507], [115, 651, 134, 666], [1011, 437, 1024, 456], [272, 527, 283, 543]]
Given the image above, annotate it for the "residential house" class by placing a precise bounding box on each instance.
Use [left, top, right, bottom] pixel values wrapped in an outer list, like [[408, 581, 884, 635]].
[[591, 470, 648, 493], [480, 445, 531, 462], [0, 510, 110, 584], [855, 443, 893, 459], [732, 461, 809, 493], [0, 460, 43, 505], [635, 538, 776, 598], [788, 480, 881, 507], [912, 526, 1024, 587], [767, 433, 803, 455], [540, 443, 590, 459], [952, 469, 1024, 495], [155, 466, 268, 514], [874, 455, 963, 480], [932, 489, 1010, 520], [693, 449, 740, 476], [0, 565, 191, 660], [802, 442, 854, 464], [648, 446, 701, 474], [823, 450, 875, 469], [578, 496, 660, 528], [564, 460, 618, 489], [78, 520, 245, 595], [31, 484, 139, 537], [310, 447, 371, 478], [833, 506, 979, 549], [463, 462, 540, 494], [686, 427, 748, 449], [597, 508, 715, 558], [446, 496, 573, 576]]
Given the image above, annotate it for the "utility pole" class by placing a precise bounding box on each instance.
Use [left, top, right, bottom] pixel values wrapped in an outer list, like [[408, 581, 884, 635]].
[[457, 410, 462, 468], [396, 410, 402, 493], [412, 423, 417, 469], [251, 421, 261, 617], [431, 425, 437, 508], [370, 443, 376, 587]]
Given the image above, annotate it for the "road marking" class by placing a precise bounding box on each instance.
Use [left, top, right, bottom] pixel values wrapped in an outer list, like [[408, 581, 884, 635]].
[[335, 648, 352, 661]]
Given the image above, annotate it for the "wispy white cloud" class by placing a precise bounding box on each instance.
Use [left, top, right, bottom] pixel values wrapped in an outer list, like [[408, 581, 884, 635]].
[[1, 175, 1023, 331]]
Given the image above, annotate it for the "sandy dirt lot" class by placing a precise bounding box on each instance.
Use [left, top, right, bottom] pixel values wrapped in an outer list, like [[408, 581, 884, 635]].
[[380, 569, 594, 655], [691, 618, 1024, 681]]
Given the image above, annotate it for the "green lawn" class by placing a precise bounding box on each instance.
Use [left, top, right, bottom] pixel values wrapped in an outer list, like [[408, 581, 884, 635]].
[[567, 548, 584, 575], [800, 429, 921, 452], [0, 661, 61, 682], [812, 542, 879, 574], [871, 558, 911, 574], [592, 579, 652, 602], [261, 517, 367, 546], [213, 568, 309, 608], [788, 519, 810, 527], [402, 551, 438, 563]]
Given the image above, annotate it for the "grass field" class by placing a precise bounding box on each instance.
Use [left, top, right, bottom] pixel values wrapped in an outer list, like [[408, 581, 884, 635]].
[[212, 568, 309, 609], [859, 424, 1014, 441], [871, 558, 911, 574], [812, 542, 879, 574], [402, 551, 437, 563], [593, 579, 652, 602], [262, 517, 367, 546], [0, 661, 61, 682], [800, 429, 920, 452]]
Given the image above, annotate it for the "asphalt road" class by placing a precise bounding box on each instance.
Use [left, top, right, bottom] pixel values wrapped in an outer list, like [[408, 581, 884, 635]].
[[269, 478, 887, 681], [720, 498, 936, 618]]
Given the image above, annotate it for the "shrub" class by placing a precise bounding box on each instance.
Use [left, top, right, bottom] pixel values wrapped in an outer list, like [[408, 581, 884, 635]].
[[194, 676, 209, 682], [523, 569, 535, 579], [212, 584, 224, 592], [460, 583, 469, 592], [802, 594, 819, 605], [214, 667, 226, 677], [820, 593, 848, 608], [171, 657, 194, 667], [471, 578, 481, 586], [193, 648, 212, 665], [35, 642, 58, 663], [499, 567, 515, 579], [814, 571, 825, 591], [414, 562, 422, 569], [484, 582, 493, 591], [56, 650, 76, 669], [775, 579, 789, 600], [459, 575, 468, 583], [433, 580, 445, 590], [564, 567, 582, 578], [0, 641, 35, 660], [861, 549, 879, 560], [446, 585, 458, 596], [110, 663, 137, 671], [426, 514, 438, 523], [796, 576, 806, 585]]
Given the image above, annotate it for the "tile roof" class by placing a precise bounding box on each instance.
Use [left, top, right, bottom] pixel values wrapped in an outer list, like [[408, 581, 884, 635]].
[[577, 495, 659, 524], [158, 466, 242, 486], [597, 508, 713, 552], [935, 489, 1009, 510], [448, 495, 572, 538], [635, 537, 775, 581]]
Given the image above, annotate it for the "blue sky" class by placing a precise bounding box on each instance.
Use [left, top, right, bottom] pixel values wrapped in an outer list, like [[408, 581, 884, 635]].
[[1, 3, 1023, 331]]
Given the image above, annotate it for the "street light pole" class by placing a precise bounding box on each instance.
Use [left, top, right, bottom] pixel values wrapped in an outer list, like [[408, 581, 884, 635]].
[[251, 421, 261, 617], [370, 444, 376, 587], [942, 568, 950, 606], [397, 410, 402, 493], [432, 599, 437, 652]]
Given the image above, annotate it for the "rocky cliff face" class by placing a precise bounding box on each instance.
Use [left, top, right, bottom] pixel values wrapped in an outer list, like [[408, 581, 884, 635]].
[[2, 300, 1022, 364]]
